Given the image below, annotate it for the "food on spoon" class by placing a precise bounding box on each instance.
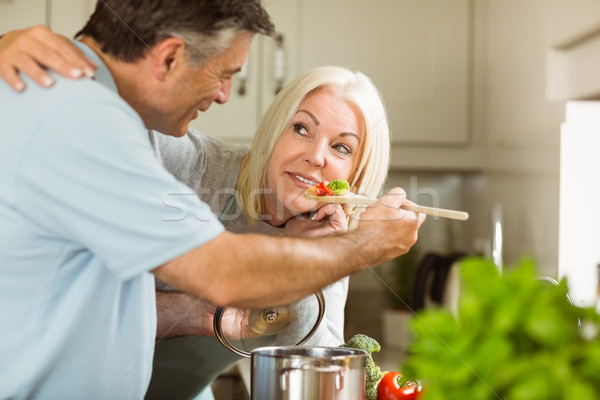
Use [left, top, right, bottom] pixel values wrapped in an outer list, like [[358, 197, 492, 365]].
[[307, 179, 350, 196], [327, 179, 350, 195]]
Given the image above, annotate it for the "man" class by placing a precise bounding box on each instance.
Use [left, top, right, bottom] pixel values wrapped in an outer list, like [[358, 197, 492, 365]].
[[0, 1, 424, 398]]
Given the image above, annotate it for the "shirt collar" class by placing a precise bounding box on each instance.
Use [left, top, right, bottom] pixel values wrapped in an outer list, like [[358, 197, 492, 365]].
[[72, 40, 118, 94]]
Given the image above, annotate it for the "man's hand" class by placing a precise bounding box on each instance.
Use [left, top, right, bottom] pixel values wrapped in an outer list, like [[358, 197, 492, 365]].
[[0, 25, 97, 92], [284, 203, 348, 238], [350, 187, 426, 264]]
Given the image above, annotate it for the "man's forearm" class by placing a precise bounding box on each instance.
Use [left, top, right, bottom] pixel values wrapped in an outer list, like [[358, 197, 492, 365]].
[[155, 291, 215, 338], [154, 189, 423, 309], [155, 229, 397, 309]]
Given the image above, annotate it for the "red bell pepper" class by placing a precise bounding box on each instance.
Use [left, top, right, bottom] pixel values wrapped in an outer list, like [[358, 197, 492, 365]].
[[309, 180, 334, 196]]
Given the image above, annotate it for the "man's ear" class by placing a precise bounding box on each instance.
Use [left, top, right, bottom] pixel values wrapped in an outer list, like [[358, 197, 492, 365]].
[[151, 37, 186, 81]]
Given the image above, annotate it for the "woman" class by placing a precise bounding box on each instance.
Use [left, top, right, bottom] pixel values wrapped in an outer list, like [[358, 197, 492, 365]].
[[0, 30, 390, 400], [148, 66, 390, 400]]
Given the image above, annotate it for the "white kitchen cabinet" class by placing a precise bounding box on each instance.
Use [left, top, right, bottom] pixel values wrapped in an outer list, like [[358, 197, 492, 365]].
[[193, 0, 472, 150], [47, 0, 96, 37], [0, 0, 94, 37], [0, 0, 46, 32], [545, 0, 600, 47], [290, 0, 471, 146], [545, 0, 600, 101], [2, 1, 473, 156]]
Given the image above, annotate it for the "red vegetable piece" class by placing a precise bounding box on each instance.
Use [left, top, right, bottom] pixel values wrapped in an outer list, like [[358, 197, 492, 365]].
[[316, 180, 333, 196], [377, 372, 423, 400], [311, 180, 334, 196]]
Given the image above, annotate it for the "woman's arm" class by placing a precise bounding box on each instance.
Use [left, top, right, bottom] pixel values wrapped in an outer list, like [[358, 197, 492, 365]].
[[0, 25, 96, 92], [284, 203, 349, 237]]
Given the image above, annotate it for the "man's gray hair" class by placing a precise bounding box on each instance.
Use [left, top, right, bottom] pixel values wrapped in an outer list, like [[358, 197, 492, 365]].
[[169, 28, 237, 66], [76, 0, 275, 63]]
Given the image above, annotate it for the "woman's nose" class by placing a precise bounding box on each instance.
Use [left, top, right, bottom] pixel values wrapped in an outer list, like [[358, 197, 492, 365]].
[[303, 142, 327, 167]]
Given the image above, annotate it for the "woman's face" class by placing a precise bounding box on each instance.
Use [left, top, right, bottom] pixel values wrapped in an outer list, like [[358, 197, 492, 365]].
[[264, 89, 364, 225]]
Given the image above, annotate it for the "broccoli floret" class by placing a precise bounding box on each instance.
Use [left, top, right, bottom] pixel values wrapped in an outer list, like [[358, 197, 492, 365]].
[[366, 386, 379, 400], [341, 333, 381, 354], [327, 179, 350, 195], [340, 334, 385, 400]]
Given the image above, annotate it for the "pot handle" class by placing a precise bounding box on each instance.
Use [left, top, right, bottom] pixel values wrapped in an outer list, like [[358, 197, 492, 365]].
[[280, 365, 346, 391]]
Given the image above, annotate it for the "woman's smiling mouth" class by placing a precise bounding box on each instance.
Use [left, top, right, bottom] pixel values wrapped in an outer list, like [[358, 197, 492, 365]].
[[288, 172, 318, 187]]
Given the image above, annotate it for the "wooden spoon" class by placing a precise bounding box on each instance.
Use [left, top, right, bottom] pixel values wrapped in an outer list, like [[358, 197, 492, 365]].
[[304, 192, 469, 221]]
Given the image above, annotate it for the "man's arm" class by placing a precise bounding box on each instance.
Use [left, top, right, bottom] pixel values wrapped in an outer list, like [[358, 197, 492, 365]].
[[155, 291, 257, 339], [155, 291, 215, 337], [154, 188, 425, 309]]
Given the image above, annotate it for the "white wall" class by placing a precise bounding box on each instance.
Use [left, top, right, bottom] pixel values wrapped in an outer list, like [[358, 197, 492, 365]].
[[469, 0, 566, 276]]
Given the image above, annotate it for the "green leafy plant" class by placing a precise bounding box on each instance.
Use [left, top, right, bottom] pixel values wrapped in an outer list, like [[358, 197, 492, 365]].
[[401, 257, 600, 400]]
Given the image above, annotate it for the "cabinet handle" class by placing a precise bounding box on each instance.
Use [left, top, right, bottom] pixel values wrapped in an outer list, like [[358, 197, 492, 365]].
[[237, 59, 249, 96], [273, 34, 286, 95]]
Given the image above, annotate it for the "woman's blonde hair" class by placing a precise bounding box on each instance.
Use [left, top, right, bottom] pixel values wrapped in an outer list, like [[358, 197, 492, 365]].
[[236, 66, 390, 228]]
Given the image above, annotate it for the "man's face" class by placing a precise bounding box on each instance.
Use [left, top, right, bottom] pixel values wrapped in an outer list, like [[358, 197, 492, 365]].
[[155, 32, 254, 136]]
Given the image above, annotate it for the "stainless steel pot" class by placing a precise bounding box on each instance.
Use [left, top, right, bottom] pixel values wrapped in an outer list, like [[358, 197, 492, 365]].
[[251, 346, 366, 400]]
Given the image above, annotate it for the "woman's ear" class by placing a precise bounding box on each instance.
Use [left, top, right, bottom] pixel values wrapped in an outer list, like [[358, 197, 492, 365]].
[[151, 37, 186, 81]]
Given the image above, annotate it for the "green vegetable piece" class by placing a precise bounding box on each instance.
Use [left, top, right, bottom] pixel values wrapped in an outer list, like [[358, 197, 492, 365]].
[[340, 334, 384, 400], [327, 179, 350, 195], [341, 333, 381, 354]]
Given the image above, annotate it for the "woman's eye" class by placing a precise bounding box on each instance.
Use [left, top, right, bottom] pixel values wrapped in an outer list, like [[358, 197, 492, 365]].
[[293, 124, 309, 137], [333, 144, 352, 155]]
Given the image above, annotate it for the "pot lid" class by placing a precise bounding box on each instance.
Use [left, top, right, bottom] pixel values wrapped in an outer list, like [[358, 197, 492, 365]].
[[213, 290, 325, 357]]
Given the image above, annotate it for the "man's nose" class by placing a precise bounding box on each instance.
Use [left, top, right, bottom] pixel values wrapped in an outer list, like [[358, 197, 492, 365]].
[[214, 79, 233, 104]]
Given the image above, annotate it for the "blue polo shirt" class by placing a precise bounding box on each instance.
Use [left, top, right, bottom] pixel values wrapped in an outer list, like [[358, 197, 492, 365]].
[[0, 42, 224, 399]]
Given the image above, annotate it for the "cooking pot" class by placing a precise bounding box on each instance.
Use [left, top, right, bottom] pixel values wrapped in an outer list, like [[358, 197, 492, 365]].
[[213, 292, 366, 399], [251, 346, 367, 400]]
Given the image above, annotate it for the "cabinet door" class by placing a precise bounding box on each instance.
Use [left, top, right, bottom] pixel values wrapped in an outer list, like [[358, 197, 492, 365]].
[[545, 0, 600, 101], [0, 0, 93, 39], [187, 39, 261, 145], [258, 0, 302, 114], [0, 0, 46, 32], [545, 0, 600, 46], [274, 0, 470, 145], [48, 0, 95, 37]]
